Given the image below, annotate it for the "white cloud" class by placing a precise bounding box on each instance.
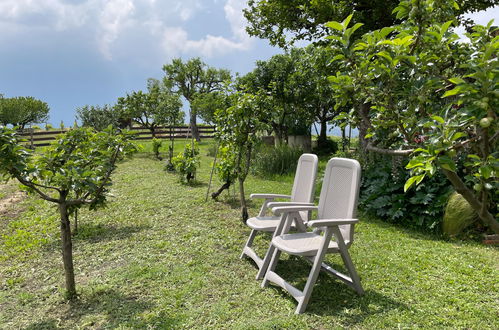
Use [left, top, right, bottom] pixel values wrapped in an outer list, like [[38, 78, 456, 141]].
[[159, 0, 254, 58], [0, 0, 256, 60], [98, 0, 135, 59]]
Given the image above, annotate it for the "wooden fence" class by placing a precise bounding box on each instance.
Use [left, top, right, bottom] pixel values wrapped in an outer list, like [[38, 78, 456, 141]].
[[17, 125, 216, 148]]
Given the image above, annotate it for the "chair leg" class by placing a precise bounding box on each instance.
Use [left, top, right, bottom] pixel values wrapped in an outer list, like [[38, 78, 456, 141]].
[[255, 241, 275, 279], [338, 247, 364, 295], [240, 229, 257, 259], [332, 227, 364, 295], [295, 229, 333, 314], [261, 248, 281, 288]]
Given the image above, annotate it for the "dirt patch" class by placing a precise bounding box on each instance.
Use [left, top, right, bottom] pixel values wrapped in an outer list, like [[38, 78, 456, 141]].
[[0, 189, 27, 218]]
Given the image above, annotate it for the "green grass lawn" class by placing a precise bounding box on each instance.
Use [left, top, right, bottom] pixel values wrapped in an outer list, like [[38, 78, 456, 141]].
[[0, 140, 497, 329]]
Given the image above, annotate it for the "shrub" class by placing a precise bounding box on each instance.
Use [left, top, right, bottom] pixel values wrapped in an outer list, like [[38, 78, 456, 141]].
[[313, 137, 338, 156], [251, 144, 303, 177], [442, 192, 478, 237], [359, 156, 453, 232], [206, 143, 217, 157], [211, 145, 238, 199], [152, 138, 162, 160], [171, 142, 200, 183]]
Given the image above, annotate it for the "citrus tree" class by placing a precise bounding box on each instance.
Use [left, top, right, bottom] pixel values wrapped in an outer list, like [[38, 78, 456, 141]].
[[327, 0, 498, 232], [0, 127, 137, 298]]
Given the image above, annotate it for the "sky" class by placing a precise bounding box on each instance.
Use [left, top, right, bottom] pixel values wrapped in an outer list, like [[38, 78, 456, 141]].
[[0, 0, 497, 127]]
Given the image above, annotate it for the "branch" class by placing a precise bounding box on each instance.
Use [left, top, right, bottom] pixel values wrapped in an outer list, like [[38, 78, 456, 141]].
[[67, 147, 121, 206], [13, 173, 59, 203], [366, 142, 414, 156]]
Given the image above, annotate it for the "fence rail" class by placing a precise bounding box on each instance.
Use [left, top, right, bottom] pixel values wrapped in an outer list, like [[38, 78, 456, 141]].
[[17, 125, 216, 148]]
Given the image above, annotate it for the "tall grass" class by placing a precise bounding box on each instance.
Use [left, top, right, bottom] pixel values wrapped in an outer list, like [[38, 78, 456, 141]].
[[251, 144, 303, 177]]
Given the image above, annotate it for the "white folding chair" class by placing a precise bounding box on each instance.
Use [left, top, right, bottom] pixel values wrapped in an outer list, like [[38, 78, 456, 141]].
[[240, 153, 318, 279], [261, 157, 364, 314]]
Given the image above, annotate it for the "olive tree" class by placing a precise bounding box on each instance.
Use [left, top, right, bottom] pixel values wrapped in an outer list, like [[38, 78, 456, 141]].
[[0, 127, 137, 298]]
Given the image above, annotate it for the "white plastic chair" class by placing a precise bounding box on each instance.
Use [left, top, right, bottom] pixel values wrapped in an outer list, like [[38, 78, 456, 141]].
[[261, 157, 364, 314], [240, 153, 318, 279]]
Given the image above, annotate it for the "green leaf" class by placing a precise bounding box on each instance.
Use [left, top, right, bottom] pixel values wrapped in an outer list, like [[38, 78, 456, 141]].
[[377, 51, 393, 62], [448, 77, 465, 85], [406, 158, 424, 169], [450, 132, 466, 141], [431, 115, 445, 124], [442, 87, 463, 98], [439, 156, 457, 172], [330, 54, 345, 62], [404, 174, 425, 192], [342, 14, 353, 29], [325, 21, 344, 31], [379, 27, 395, 38], [479, 166, 493, 179], [440, 21, 453, 36], [350, 23, 364, 34]]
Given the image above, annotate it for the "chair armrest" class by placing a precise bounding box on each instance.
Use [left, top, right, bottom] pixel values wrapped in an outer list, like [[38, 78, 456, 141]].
[[271, 205, 318, 215], [250, 193, 291, 199], [307, 219, 359, 227], [267, 202, 314, 209]]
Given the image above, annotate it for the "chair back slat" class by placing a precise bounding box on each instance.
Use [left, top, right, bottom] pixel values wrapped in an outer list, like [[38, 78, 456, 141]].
[[318, 158, 361, 244], [290, 153, 318, 220]]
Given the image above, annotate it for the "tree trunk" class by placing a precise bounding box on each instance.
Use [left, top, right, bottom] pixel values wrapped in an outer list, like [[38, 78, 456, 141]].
[[239, 176, 248, 222], [190, 111, 200, 142], [59, 202, 77, 299], [341, 126, 347, 152], [442, 169, 499, 234], [211, 180, 231, 199], [357, 103, 371, 154], [318, 117, 328, 149]]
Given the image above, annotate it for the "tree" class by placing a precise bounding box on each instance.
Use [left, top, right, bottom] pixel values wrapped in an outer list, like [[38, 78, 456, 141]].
[[162, 58, 231, 141], [244, 0, 498, 48], [297, 45, 345, 149], [327, 0, 498, 233], [76, 104, 129, 131], [214, 90, 270, 221], [240, 49, 315, 144], [0, 96, 49, 130], [117, 79, 183, 139], [0, 127, 137, 298]]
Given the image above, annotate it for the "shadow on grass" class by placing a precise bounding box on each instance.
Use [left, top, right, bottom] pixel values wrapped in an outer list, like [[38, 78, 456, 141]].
[[74, 223, 150, 243], [26, 289, 182, 329], [269, 257, 407, 322], [360, 214, 449, 244], [213, 196, 257, 211], [25, 319, 59, 330], [41, 223, 149, 253]]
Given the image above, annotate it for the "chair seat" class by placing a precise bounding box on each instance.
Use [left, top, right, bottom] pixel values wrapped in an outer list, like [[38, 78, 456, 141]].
[[247, 216, 295, 232], [272, 232, 339, 257]]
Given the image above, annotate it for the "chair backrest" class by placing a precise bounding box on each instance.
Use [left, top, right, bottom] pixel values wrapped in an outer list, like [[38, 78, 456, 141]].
[[290, 153, 318, 220], [317, 158, 361, 245]]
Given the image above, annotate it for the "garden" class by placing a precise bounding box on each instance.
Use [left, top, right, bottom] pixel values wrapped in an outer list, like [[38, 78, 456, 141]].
[[0, 0, 498, 328]]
